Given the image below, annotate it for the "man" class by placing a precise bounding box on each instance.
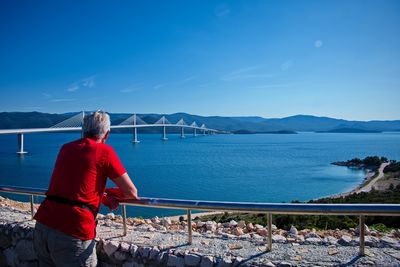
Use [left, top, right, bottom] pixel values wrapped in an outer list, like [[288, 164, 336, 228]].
[[34, 111, 138, 266]]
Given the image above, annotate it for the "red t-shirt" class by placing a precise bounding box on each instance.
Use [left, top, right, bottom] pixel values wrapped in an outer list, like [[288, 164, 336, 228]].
[[34, 137, 126, 240]]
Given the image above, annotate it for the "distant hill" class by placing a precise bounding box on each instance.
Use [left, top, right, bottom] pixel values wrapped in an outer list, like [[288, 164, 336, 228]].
[[0, 112, 399, 133]]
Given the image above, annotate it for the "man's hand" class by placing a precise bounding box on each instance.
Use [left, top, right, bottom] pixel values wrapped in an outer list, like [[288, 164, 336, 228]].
[[107, 196, 120, 211], [101, 195, 120, 211]]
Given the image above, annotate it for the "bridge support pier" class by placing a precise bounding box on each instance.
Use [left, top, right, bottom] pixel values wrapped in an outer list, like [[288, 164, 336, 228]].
[[180, 127, 185, 138], [133, 127, 140, 143], [17, 133, 27, 155], [162, 126, 168, 141]]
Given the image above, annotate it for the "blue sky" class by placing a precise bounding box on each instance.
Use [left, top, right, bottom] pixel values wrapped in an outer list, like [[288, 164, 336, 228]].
[[0, 0, 399, 120]]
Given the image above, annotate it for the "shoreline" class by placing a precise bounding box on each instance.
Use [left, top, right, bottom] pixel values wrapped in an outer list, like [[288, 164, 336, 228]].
[[329, 162, 389, 199], [168, 163, 390, 220]]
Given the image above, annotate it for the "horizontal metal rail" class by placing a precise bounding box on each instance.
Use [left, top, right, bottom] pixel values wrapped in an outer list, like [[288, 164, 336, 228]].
[[1, 185, 400, 256]]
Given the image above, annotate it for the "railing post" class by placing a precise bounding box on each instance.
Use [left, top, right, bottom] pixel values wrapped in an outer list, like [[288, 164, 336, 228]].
[[359, 215, 365, 256], [267, 213, 272, 251], [187, 209, 192, 244], [30, 195, 34, 219], [122, 205, 127, 236]]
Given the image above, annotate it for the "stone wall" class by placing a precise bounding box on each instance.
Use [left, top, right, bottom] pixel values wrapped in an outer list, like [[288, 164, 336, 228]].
[[1, 216, 400, 267], [0, 221, 240, 267]]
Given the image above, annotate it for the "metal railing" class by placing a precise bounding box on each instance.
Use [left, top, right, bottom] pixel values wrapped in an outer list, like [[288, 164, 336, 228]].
[[1, 185, 400, 256]]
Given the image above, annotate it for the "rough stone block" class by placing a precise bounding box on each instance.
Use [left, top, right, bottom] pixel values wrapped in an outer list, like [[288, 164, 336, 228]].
[[184, 253, 201, 266], [103, 240, 120, 257], [200, 256, 215, 267], [167, 254, 184, 267], [338, 235, 352, 246], [16, 239, 36, 261]]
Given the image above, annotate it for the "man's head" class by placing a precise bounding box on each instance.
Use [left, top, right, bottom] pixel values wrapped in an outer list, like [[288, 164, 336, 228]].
[[83, 111, 111, 142]]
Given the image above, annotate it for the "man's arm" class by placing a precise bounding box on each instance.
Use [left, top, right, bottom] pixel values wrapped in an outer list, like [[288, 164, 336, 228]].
[[112, 172, 139, 199]]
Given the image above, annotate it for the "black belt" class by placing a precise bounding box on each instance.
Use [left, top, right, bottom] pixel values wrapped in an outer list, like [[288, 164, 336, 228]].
[[45, 195, 96, 219]]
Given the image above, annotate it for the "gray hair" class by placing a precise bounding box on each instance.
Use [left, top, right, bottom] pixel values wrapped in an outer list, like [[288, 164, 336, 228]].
[[83, 111, 111, 139]]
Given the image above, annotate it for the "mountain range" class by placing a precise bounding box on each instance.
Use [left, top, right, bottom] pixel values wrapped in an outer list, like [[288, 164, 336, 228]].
[[0, 112, 399, 133]]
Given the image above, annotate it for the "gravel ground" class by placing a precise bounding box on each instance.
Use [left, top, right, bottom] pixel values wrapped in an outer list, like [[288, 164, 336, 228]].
[[1, 207, 399, 267]]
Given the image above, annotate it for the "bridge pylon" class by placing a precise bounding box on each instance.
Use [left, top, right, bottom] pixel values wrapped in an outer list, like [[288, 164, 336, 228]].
[[191, 122, 198, 137], [201, 124, 206, 135], [132, 114, 140, 144], [176, 118, 186, 139], [155, 116, 169, 141], [17, 133, 27, 155]]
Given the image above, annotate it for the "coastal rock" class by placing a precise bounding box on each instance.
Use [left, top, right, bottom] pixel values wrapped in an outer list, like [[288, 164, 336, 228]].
[[119, 242, 130, 253], [15, 239, 36, 261], [272, 235, 286, 243], [157, 251, 169, 264], [206, 221, 217, 232], [257, 229, 268, 237], [323, 236, 338, 245], [289, 226, 298, 236], [4, 247, 16, 267], [229, 220, 238, 228], [305, 237, 323, 245], [232, 227, 244, 236], [114, 251, 129, 261], [305, 230, 320, 239], [184, 254, 201, 266], [0, 234, 11, 249], [255, 224, 264, 230], [105, 213, 115, 220], [237, 220, 246, 228], [197, 221, 206, 228], [233, 256, 243, 267], [381, 236, 398, 247], [246, 223, 255, 231], [138, 246, 152, 258], [151, 216, 161, 224], [162, 218, 172, 227], [217, 256, 233, 267], [103, 240, 120, 256], [200, 256, 215, 267], [129, 244, 138, 257], [368, 235, 380, 246], [277, 261, 293, 267], [167, 254, 184, 267], [338, 235, 352, 246], [149, 247, 160, 260], [355, 224, 370, 235]]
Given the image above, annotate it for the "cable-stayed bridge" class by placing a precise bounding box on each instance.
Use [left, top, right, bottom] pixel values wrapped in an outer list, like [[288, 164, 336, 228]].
[[0, 112, 222, 154]]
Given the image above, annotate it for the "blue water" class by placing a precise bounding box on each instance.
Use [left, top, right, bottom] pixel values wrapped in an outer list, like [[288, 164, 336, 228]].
[[0, 132, 399, 218]]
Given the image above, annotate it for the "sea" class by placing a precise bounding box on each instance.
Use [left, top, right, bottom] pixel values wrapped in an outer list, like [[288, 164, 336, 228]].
[[0, 132, 399, 218]]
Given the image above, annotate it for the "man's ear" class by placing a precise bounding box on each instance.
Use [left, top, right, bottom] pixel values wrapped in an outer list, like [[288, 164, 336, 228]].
[[102, 130, 110, 143]]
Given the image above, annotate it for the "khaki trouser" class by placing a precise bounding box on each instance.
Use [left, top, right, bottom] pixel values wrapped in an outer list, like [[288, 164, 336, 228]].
[[34, 222, 97, 267]]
